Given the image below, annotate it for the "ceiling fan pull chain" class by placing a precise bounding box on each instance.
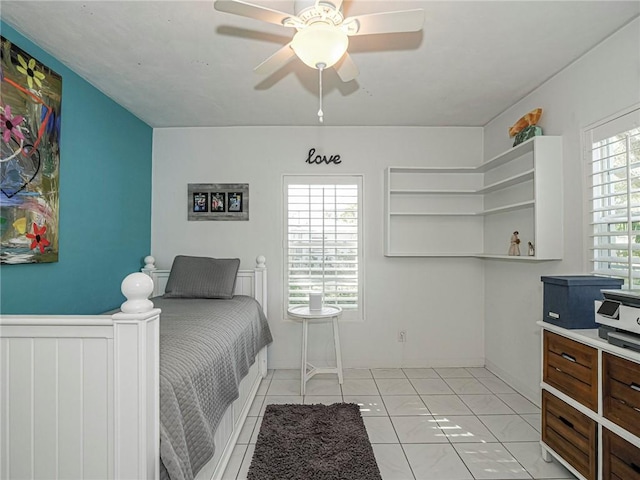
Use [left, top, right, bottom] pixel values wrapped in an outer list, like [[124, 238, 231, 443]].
[[317, 64, 324, 123]]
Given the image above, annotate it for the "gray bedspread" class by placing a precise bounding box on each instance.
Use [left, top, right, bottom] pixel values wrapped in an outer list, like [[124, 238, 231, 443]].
[[154, 295, 272, 480]]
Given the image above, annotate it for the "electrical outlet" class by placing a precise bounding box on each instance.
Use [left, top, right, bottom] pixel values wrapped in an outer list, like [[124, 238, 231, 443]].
[[398, 330, 407, 343]]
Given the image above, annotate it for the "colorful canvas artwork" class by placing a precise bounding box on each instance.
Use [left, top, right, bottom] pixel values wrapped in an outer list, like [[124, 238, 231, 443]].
[[1, 36, 61, 264]]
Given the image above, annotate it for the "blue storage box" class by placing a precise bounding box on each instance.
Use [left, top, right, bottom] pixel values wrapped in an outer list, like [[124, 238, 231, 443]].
[[541, 275, 624, 329]]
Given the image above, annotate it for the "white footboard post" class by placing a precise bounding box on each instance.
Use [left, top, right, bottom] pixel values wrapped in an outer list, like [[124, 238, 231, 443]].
[[111, 273, 161, 480], [254, 255, 267, 313], [255, 255, 268, 377]]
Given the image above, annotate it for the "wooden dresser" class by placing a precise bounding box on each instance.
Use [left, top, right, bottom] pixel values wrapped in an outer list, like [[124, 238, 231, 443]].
[[538, 322, 640, 480]]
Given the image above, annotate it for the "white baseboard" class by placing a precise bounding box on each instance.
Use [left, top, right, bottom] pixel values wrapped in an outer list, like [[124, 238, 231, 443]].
[[484, 359, 541, 407], [269, 358, 486, 370], [266, 358, 540, 407]]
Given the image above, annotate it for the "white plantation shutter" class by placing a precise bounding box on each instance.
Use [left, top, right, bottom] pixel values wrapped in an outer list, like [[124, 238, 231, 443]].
[[284, 175, 363, 320], [588, 108, 640, 287]]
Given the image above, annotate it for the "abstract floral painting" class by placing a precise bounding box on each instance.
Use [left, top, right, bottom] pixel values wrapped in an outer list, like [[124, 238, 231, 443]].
[[1, 36, 61, 264]]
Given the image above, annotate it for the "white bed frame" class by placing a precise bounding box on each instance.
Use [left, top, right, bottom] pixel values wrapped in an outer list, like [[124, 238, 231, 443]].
[[0, 256, 268, 480]]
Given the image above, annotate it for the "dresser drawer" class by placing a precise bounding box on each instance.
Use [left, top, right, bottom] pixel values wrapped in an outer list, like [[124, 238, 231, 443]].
[[603, 352, 640, 438], [543, 330, 598, 411], [542, 390, 597, 480], [603, 427, 640, 480]]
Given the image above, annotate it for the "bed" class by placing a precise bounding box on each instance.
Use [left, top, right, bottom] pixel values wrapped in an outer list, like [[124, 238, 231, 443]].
[[0, 255, 271, 480]]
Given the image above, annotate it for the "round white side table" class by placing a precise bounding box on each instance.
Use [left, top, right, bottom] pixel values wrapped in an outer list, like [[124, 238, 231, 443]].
[[287, 305, 344, 396]]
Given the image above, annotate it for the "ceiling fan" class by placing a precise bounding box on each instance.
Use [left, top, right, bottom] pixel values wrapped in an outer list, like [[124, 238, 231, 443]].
[[214, 0, 425, 122]]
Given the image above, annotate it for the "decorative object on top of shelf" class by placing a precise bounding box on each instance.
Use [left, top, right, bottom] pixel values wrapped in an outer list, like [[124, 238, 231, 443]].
[[187, 183, 249, 221], [509, 108, 543, 146], [513, 126, 542, 147], [528, 241, 535, 256], [508, 231, 521, 256], [509, 108, 542, 136]]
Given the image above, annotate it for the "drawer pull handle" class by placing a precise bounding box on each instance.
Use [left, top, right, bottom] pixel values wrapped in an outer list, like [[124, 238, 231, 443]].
[[632, 463, 640, 474], [561, 353, 576, 363], [630, 382, 640, 392], [558, 416, 574, 429]]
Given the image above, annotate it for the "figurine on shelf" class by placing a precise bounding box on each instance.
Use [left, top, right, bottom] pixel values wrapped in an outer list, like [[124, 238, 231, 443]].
[[508, 231, 521, 256], [528, 242, 535, 256]]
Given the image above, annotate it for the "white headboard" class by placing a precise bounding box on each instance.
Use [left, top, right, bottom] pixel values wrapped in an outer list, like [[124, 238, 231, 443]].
[[141, 255, 268, 312]]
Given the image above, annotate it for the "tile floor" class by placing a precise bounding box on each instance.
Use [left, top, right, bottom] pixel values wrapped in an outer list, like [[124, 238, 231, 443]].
[[221, 367, 577, 480]]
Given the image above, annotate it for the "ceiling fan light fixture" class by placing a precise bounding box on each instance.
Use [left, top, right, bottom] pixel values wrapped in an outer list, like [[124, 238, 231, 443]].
[[291, 23, 348, 69]]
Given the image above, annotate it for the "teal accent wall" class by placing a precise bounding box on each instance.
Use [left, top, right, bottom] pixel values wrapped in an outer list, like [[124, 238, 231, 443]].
[[0, 23, 153, 314]]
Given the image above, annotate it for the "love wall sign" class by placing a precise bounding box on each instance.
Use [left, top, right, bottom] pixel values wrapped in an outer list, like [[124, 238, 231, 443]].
[[305, 148, 342, 165]]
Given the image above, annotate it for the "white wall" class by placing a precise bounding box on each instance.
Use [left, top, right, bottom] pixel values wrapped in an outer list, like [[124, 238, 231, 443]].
[[152, 126, 485, 369], [482, 18, 640, 403], [151, 19, 639, 379]]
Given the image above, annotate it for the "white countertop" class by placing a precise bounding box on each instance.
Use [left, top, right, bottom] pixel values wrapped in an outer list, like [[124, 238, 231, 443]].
[[537, 321, 640, 362]]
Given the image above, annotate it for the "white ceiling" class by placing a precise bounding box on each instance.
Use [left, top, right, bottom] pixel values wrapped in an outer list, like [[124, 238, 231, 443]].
[[2, 1, 638, 128]]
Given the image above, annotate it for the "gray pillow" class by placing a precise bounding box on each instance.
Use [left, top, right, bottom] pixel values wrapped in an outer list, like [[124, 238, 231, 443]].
[[164, 256, 240, 299]]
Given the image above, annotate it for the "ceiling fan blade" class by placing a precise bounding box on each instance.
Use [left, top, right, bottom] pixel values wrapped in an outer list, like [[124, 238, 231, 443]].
[[214, 0, 295, 27], [334, 52, 359, 82], [254, 43, 297, 76], [344, 9, 425, 36]]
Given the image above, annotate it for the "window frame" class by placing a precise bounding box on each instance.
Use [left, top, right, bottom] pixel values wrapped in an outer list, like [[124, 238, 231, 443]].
[[282, 174, 365, 321], [585, 105, 640, 287]]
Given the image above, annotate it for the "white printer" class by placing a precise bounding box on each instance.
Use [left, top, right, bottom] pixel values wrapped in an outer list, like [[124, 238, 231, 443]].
[[595, 289, 640, 352]]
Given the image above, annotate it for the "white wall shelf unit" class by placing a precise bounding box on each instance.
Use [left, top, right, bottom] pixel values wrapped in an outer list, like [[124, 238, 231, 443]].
[[384, 136, 563, 259]]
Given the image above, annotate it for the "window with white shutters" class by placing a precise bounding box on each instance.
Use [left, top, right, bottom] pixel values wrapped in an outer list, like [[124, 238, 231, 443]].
[[284, 175, 363, 320], [588, 108, 640, 287]]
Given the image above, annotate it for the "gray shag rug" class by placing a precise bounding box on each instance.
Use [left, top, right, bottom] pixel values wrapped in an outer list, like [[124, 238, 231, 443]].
[[247, 403, 382, 480]]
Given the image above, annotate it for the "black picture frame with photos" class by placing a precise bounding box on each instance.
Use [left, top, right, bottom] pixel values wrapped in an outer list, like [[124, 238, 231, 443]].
[[188, 183, 249, 221], [211, 192, 226, 212], [227, 192, 243, 212], [192, 192, 209, 213]]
